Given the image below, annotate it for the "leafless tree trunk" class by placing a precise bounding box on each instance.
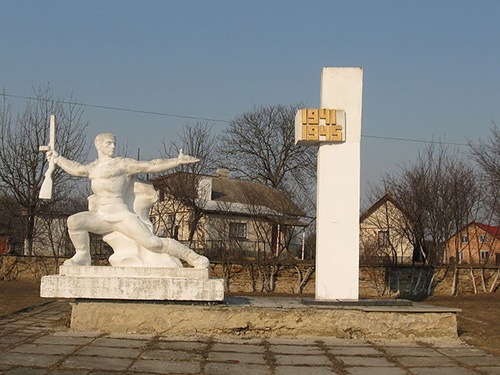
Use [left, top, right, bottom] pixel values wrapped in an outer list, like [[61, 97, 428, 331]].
[[469, 124, 500, 196], [156, 121, 219, 244], [377, 142, 480, 296], [470, 267, 478, 294], [218, 103, 316, 215], [489, 269, 500, 293], [0, 86, 88, 255]]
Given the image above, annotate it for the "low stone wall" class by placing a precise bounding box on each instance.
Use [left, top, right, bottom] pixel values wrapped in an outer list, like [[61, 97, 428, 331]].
[[209, 262, 500, 297], [0, 255, 63, 282], [2, 255, 499, 297]]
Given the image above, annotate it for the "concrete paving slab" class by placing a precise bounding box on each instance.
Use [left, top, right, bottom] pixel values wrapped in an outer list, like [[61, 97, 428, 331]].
[[396, 356, 456, 367], [75, 345, 142, 358], [52, 331, 102, 338], [327, 346, 382, 355], [207, 351, 267, 364], [274, 354, 332, 366], [275, 365, 337, 375], [0, 335, 28, 344], [455, 356, 500, 366], [50, 370, 89, 375], [129, 359, 200, 373], [345, 367, 407, 375], [90, 337, 148, 348], [154, 340, 208, 352], [106, 333, 156, 340], [1, 299, 499, 375], [0, 364, 13, 371], [337, 356, 396, 367], [11, 343, 77, 355], [213, 337, 264, 345], [383, 347, 442, 357], [265, 337, 321, 345], [322, 339, 371, 346], [476, 367, 500, 375], [376, 341, 425, 347], [140, 349, 203, 361], [435, 347, 489, 356], [0, 323, 30, 328], [270, 344, 324, 354], [32, 335, 95, 346], [204, 362, 270, 375], [211, 342, 265, 353], [2, 368, 47, 375], [410, 367, 478, 375], [61, 356, 133, 371], [0, 352, 62, 367]]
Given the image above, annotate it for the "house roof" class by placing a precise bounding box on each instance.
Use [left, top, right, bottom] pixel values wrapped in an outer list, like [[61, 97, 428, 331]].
[[447, 221, 500, 243], [359, 192, 405, 222], [151, 171, 307, 221], [210, 175, 306, 218], [475, 223, 500, 239]]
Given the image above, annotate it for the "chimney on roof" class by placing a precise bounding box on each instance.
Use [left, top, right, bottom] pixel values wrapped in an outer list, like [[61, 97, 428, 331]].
[[216, 168, 230, 179]]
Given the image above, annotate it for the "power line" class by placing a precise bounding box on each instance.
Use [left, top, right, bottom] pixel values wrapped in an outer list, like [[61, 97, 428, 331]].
[[1, 93, 230, 124], [2, 91, 471, 147], [362, 134, 469, 147]]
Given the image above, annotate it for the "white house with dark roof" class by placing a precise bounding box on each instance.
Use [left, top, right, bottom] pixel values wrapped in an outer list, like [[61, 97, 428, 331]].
[[150, 169, 309, 259]]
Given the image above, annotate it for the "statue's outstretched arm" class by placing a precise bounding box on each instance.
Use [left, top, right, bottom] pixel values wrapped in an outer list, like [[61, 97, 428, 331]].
[[47, 150, 89, 177], [126, 149, 199, 175]]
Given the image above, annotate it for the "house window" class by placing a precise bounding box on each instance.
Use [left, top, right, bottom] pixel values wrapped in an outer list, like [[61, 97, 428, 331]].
[[479, 234, 488, 243], [480, 250, 490, 261], [167, 215, 176, 231], [229, 222, 247, 239], [461, 234, 469, 243], [378, 231, 389, 247]]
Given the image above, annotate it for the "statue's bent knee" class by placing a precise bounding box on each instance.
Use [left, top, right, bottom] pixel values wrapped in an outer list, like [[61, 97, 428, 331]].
[[146, 237, 163, 253], [67, 214, 83, 231]]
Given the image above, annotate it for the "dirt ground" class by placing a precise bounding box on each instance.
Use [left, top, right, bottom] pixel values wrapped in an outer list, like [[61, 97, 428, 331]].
[[1, 281, 499, 355], [425, 293, 500, 356], [0, 281, 53, 316]]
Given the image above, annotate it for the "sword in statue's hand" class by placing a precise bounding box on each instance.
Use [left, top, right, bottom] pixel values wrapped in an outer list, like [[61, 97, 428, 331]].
[[39, 115, 56, 199]]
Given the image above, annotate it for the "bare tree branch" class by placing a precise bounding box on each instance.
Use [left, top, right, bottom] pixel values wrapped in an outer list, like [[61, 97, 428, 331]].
[[0, 85, 88, 254]]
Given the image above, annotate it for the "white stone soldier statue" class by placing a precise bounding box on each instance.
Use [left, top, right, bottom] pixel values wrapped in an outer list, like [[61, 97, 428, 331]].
[[47, 132, 209, 268]]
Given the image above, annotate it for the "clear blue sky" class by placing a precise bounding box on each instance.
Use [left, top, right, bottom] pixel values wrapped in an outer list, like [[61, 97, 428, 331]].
[[1, 1, 499, 201]]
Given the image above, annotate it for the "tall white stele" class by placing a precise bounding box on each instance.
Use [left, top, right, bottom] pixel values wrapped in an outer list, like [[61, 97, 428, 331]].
[[316, 67, 363, 300]]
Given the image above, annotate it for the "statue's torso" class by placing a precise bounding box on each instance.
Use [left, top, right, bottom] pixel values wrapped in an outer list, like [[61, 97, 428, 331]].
[[89, 158, 132, 200]]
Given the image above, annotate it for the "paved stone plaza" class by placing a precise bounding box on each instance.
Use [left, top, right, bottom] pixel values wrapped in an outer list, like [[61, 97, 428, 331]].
[[0, 301, 499, 375]]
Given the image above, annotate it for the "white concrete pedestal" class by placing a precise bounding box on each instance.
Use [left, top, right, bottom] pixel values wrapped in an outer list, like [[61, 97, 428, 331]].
[[40, 265, 224, 301]]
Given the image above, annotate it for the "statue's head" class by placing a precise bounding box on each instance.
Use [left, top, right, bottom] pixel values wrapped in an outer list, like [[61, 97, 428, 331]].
[[95, 133, 116, 158]]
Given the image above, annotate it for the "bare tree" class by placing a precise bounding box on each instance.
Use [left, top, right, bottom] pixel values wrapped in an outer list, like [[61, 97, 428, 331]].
[[377, 143, 480, 296], [218, 104, 316, 204], [470, 125, 500, 186], [469, 124, 500, 223], [0, 86, 88, 255], [153, 122, 219, 244], [160, 121, 219, 175]]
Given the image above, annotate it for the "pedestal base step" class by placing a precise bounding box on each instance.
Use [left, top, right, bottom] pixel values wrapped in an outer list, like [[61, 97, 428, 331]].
[[69, 296, 461, 342], [40, 266, 224, 302]]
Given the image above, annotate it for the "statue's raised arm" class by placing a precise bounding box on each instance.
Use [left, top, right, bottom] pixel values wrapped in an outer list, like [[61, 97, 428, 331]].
[[125, 148, 200, 176], [47, 150, 89, 178]]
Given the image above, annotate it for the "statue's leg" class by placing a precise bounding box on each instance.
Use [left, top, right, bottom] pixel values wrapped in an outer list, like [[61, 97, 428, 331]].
[[114, 216, 209, 268], [64, 212, 111, 266], [114, 216, 164, 253], [162, 238, 209, 269], [64, 230, 91, 266]]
